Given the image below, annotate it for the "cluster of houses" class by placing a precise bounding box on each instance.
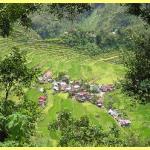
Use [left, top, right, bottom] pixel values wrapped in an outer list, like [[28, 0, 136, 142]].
[[37, 70, 52, 107], [37, 70, 131, 127], [52, 78, 114, 108], [108, 109, 131, 127]]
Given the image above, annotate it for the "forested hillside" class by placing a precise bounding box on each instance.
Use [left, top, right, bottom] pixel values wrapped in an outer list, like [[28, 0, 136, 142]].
[[31, 4, 145, 50]]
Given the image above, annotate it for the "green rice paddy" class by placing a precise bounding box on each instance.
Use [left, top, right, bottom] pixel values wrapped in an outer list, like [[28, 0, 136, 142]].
[[0, 37, 149, 146]]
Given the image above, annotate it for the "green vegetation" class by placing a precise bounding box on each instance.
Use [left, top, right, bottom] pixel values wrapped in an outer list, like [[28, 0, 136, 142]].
[[0, 34, 149, 146], [0, 3, 150, 147], [48, 111, 124, 146], [0, 4, 39, 37], [120, 4, 150, 104], [125, 4, 150, 24], [31, 4, 145, 52], [122, 28, 150, 103], [0, 49, 40, 146], [0, 48, 38, 103]]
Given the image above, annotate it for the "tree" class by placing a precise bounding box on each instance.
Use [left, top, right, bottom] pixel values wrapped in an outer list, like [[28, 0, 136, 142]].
[[0, 47, 38, 114], [47, 4, 91, 23], [6, 112, 30, 144], [0, 4, 91, 37], [48, 110, 124, 147], [121, 4, 150, 103], [0, 4, 39, 37], [125, 4, 150, 24], [0, 48, 39, 144], [0, 112, 7, 142], [0, 98, 41, 145], [122, 28, 150, 103]]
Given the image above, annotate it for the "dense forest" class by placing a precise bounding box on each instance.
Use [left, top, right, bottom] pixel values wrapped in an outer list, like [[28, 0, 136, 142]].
[[0, 3, 150, 147]]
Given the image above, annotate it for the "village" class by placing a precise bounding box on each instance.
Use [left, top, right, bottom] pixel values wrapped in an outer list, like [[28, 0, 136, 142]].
[[37, 70, 131, 127]]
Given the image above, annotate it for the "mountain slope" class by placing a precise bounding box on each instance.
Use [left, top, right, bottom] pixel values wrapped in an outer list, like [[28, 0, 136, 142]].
[[0, 32, 150, 146]]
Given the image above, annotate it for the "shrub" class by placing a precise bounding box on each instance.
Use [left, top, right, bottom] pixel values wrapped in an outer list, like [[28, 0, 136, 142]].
[[62, 29, 96, 47], [48, 110, 125, 146]]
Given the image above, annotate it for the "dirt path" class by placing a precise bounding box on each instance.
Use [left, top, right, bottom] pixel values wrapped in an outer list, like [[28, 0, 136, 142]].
[[101, 55, 119, 61], [90, 55, 119, 66]]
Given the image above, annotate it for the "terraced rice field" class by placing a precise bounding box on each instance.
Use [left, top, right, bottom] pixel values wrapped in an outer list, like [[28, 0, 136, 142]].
[[0, 37, 150, 146]]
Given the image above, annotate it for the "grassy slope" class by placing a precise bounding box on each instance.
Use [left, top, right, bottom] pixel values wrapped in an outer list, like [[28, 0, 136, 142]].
[[0, 35, 149, 146]]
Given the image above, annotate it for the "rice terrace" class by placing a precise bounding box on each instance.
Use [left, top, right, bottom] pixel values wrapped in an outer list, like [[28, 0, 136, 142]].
[[0, 3, 150, 147]]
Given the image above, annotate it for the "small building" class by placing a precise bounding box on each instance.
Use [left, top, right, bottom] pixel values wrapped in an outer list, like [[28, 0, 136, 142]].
[[118, 119, 131, 127], [53, 86, 59, 92], [75, 92, 90, 102], [38, 70, 52, 83], [108, 109, 119, 117], [38, 96, 47, 107], [43, 70, 52, 80], [59, 81, 67, 91], [73, 84, 80, 89], [65, 85, 72, 92], [97, 98, 103, 107], [100, 84, 114, 92]]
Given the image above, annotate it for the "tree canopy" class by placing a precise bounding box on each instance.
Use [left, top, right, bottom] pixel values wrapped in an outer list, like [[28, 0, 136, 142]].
[[125, 4, 150, 24], [0, 47, 38, 113], [0, 4, 39, 37], [48, 110, 125, 146], [121, 4, 150, 103], [0, 48, 41, 146]]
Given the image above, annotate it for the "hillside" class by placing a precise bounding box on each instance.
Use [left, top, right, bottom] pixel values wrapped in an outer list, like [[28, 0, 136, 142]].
[[0, 3, 150, 147], [31, 4, 145, 50], [0, 30, 150, 146]]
